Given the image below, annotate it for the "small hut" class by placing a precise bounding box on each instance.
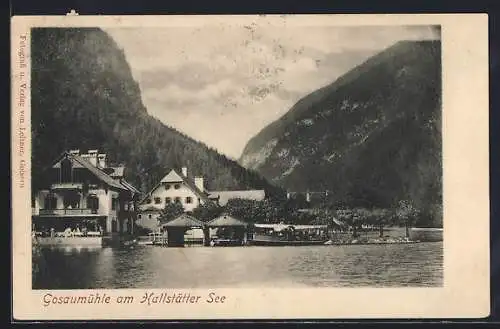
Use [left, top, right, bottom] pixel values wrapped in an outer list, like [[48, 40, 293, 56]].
[[206, 215, 249, 246], [159, 214, 205, 247]]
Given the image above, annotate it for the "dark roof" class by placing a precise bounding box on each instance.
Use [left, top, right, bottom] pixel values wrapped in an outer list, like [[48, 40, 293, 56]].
[[109, 166, 125, 178], [65, 153, 127, 191], [179, 171, 210, 199], [50, 151, 137, 193], [207, 215, 248, 227], [120, 179, 140, 194], [160, 214, 204, 228]]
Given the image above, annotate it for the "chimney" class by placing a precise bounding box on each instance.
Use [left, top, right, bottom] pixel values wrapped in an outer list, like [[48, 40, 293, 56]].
[[69, 149, 80, 156], [194, 177, 204, 192], [181, 167, 188, 177], [97, 153, 107, 168], [87, 149, 98, 167]]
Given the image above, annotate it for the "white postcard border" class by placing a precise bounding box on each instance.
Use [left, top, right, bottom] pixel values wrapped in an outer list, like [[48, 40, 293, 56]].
[[11, 14, 490, 320]]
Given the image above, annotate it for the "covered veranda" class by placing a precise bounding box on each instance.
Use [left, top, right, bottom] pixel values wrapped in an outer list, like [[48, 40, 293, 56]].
[[32, 215, 107, 238]]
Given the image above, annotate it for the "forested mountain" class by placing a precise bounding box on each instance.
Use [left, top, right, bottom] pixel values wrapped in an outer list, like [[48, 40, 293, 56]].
[[239, 40, 442, 222], [31, 28, 282, 197]]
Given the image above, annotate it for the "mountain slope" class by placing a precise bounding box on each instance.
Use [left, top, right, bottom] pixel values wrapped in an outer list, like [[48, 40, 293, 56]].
[[31, 28, 282, 197], [239, 40, 442, 214]]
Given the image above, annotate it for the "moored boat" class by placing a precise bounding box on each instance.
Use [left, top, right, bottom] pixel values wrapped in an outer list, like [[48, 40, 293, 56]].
[[249, 224, 329, 246]]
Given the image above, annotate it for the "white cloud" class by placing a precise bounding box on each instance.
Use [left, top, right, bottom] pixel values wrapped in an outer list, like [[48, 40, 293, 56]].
[[105, 24, 439, 159]]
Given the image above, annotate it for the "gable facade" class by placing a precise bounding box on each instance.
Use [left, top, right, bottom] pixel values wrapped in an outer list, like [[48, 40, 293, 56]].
[[139, 169, 209, 214], [32, 149, 140, 236]]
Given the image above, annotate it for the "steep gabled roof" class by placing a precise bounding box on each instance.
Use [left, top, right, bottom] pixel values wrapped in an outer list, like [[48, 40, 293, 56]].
[[64, 153, 127, 191], [120, 179, 140, 194], [109, 166, 125, 178], [160, 214, 204, 228], [50, 151, 128, 192], [160, 170, 184, 183], [207, 215, 248, 227], [140, 169, 210, 204], [73, 155, 127, 191], [178, 171, 210, 199]]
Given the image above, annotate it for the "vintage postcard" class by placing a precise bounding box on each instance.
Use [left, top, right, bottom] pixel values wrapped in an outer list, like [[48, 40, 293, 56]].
[[11, 14, 489, 320]]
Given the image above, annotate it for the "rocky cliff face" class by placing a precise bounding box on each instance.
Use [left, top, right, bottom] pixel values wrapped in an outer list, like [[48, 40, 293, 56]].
[[31, 28, 282, 197], [240, 41, 442, 214]]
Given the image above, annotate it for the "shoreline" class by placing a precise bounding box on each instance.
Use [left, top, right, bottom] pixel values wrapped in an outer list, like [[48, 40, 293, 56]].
[[325, 240, 423, 246]]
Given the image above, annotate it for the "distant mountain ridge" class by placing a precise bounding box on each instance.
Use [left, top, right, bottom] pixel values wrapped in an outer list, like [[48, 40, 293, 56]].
[[239, 40, 442, 220], [31, 28, 282, 198]]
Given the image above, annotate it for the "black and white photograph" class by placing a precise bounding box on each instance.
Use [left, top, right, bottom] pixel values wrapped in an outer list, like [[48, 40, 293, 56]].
[[30, 21, 444, 289], [11, 14, 489, 320]]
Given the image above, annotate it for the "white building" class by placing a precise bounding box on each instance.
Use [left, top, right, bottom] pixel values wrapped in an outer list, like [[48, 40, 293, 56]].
[[136, 167, 210, 231], [31, 149, 140, 246], [136, 166, 266, 232]]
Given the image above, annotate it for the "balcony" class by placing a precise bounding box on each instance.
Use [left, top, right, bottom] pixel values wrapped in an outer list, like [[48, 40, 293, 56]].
[[51, 183, 84, 190], [38, 208, 99, 216]]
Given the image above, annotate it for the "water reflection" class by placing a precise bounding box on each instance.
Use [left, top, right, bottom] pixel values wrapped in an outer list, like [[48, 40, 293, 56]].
[[33, 242, 443, 289]]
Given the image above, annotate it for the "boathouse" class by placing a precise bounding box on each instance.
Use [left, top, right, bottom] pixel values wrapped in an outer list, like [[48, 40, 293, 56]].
[[206, 215, 249, 246], [159, 214, 205, 247]]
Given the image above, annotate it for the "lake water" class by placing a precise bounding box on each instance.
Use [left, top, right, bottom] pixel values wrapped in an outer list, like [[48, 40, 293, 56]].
[[33, 242, 443, 289]]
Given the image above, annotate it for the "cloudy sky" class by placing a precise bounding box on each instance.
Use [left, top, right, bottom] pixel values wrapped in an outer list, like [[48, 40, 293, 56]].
[[105, 23, 439, 159]]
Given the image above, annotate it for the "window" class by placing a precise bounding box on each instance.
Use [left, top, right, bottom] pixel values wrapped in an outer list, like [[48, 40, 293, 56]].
[[87, 195, 99, 210], [165, 197, 171, 204], [146, 198, 152, 204], [165, 184, 171, 190], [60, 158, 72, 183], [44, 194, 57, 209], [174, 197, 181, 204], [64, 195, 79, 209], [148, 214, 152, 219], [138, 214, 142, 219], [174, 184, 181, 189], [185, 197, 192, 204], [111, 198, 117, 210], [154, 197, 161, 204]]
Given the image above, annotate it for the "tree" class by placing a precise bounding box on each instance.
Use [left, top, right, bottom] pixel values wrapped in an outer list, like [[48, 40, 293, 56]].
[[158, 202, 184, 224], [223, 198, 288, 224], [192, 202, 224, 222], [395, 200, 420, 238], [367, 208, 395, 238], [336, 208, 363, 238], [224, 198, 269, 223], [415, 203, 443, 228]]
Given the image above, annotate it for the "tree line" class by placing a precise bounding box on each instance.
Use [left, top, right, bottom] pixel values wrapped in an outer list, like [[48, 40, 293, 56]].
[[156, 198, 439, 239]]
